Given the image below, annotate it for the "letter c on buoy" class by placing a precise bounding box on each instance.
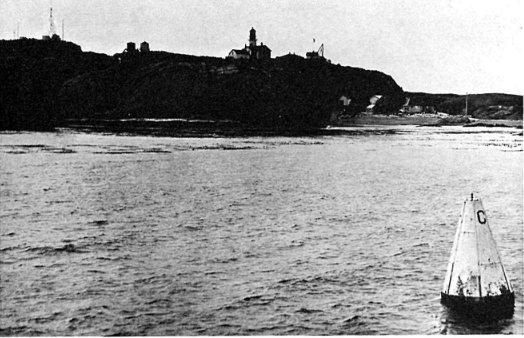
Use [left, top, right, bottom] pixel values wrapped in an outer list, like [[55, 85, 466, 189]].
[[477, 210, 487, 224]]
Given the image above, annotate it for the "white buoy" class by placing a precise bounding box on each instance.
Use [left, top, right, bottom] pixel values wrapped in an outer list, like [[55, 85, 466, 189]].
[[441, 194, 514, 318]]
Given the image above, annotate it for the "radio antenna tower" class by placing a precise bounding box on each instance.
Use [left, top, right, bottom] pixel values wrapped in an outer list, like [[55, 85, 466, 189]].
[[49, 7, 56, 36]]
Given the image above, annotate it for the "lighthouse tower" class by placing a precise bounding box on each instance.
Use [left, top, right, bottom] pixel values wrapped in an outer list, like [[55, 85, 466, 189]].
[[249, 27, 257, 47], [441, 194, 514, 318]]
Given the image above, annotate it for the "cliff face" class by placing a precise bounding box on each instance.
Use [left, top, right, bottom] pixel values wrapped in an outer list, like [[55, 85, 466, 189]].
[[2, 39, 406, 131], [59, 52, 405, 131], [0, 39, 115, 130]]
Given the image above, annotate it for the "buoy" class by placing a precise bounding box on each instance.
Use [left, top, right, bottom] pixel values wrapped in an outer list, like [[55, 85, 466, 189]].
[[441, 194, 514, 318]]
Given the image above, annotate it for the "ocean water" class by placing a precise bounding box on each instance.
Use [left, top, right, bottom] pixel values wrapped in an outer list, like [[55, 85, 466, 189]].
[[0, 125, 522, 335]]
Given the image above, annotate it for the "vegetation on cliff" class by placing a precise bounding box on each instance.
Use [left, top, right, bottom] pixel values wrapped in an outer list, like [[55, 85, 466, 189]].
[[60, 51, 405, 132], [405, 92, 522, 120], [1, 39, 405, 132], [0, 39, 114, 130]]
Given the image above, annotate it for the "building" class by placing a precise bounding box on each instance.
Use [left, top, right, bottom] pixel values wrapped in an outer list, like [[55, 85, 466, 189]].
[[249, 42, 271, 59], [123, 41, 150, 53], [399, 97, 434, 114], [228, 27, 271, 60], [42, 34, 61, 41], [366, 95, 382, 113], [125, 42, 136, 53], [306, 44, 325, 60], [140, 41, 150, 52], [401, 97, 411, 110], [339, 95, 351, 106], [402, 105, 424, 114], [228, 49, 250, 59]]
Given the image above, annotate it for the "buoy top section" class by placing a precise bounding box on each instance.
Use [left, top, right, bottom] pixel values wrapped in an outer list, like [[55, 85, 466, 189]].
[[442, 195, 513, 298]]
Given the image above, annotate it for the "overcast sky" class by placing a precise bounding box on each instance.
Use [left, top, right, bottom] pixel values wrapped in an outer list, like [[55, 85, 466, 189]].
[[2, 0, 522, 95]]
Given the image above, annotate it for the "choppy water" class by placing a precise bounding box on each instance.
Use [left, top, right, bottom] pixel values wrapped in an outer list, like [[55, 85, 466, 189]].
[[1, 125, 522, 335]]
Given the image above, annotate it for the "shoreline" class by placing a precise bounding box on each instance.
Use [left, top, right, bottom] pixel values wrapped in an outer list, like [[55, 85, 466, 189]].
[[2, 118, 521, 138], [331, 115, 522, 128], [463, 119, 523, 128]]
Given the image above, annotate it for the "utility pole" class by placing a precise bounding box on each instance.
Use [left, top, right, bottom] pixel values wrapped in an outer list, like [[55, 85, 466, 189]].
[[49, 7, 56, 36], [465, 92, 468, 116]]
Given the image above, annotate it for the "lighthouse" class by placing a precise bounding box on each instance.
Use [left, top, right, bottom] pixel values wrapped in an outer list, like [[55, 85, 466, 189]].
[[441, 194, 514, 318], [249, 27, 257, 47]]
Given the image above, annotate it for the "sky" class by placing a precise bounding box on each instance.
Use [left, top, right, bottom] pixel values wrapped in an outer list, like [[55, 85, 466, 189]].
[[1, 0, 523, 95]]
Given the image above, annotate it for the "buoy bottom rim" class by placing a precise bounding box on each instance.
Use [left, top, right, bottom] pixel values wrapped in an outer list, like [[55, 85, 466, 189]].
[[441, 292, 515, 320]]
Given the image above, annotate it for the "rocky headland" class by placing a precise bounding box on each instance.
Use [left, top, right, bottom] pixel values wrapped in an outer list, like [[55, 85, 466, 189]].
[[1, 39, 521, 134]]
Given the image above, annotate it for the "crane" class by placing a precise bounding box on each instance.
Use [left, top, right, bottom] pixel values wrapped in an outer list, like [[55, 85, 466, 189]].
[[306, 43, 324, 59]]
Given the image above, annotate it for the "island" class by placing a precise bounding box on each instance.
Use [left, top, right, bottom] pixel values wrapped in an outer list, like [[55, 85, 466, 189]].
[[1, 36, 521, 135]]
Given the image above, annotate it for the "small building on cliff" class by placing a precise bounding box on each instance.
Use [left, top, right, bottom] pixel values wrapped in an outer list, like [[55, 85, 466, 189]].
[[123, 41, 151, 53], [228, 49, 250, 59], [399, 97, 435, 114], [140, 41, 150, 52], [366, 95, 382, 113], [339, 95, 351, 106], [227, 27, 271, 60], [307, 44, 325, 60], [125, 42, 136, 53]]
